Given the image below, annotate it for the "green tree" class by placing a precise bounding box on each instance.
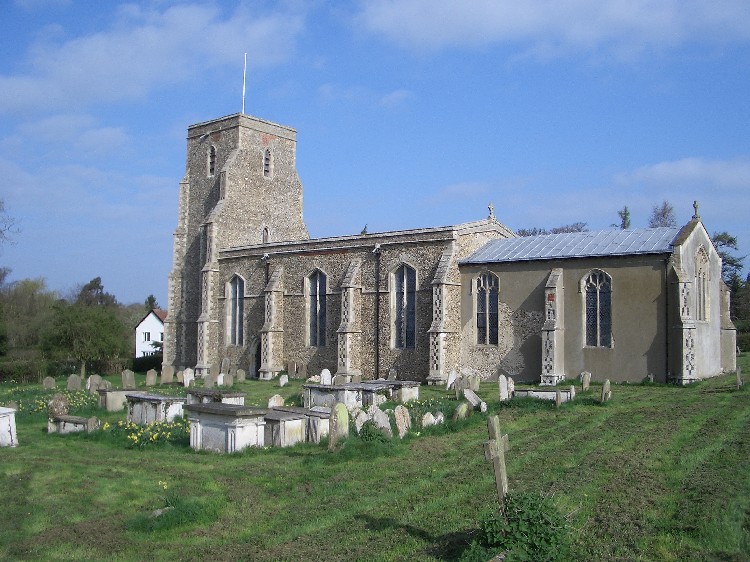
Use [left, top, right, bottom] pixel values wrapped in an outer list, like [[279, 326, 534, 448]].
[[517, 223, 588, 236], [613, 206, 631, 229], [0, 277, 57, 348], [41, 301, 129, 376], [648, 200, 677, 228], [144, 294, 159, 311], [76, 276, 117, 307], [711, 231, 745, 283]]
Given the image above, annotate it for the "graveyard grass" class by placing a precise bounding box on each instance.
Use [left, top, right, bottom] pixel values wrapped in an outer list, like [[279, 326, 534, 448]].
[[0, 359, 749, 561]]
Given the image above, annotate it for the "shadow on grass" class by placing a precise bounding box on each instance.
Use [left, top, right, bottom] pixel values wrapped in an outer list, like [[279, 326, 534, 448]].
[[358, 513, 478, 561]]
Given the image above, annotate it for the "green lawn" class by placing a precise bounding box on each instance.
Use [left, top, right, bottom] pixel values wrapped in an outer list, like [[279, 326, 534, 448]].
[[1, 360, 749, 561]]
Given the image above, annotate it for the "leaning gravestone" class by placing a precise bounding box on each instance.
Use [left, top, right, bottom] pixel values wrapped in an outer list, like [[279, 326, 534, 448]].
[[328, 402, 350, 450], [279, 374, 289, 388], [122, 369, 136, 389], [367, 405, 392, 439], [320, 369, 332, 386], [484, 415, 510, 506], [498, 374, 509, 401], [463, 388, 487, 412], [601, 379, 612, 403], [220, 357, 230, 375], [446, 370, 458, 390], [236, 369, 246, 383], [453, 402, 470, 421], [48, 393, 69, 418], [67, 374, 81, 391], [268, 394, 284, 408], [42, 377, 56, 390], [161, 365, 175, 385], [145, 369, 157, 386], [394, 405, 411, 439]]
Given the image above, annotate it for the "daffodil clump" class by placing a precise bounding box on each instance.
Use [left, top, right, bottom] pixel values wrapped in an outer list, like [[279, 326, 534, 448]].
[[1, 388, 98, 415], [105, 417, 190, 449]]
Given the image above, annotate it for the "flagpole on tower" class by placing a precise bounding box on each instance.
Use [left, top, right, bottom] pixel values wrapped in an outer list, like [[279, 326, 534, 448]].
[[241, 52, 247, 115]]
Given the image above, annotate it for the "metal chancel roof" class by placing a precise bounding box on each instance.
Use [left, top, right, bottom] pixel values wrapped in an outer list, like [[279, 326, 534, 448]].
[[462, 227, 680, 265]]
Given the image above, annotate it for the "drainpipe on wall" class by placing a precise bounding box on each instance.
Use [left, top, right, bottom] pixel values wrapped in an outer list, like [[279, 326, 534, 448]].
[[373, 244, 382, 379], [664, 257, 670, 382]]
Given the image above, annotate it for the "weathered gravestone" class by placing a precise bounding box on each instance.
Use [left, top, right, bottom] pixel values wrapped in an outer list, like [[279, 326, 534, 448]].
[[268, 394, 284, 408], [320, 369, 332, 386], [86, 374, 102, 392], [279, 374, 289, 388], [581, 371, 591, 392], [367, 405, 392, 439], [223, 375, 234, 387], [387, 368, 397, 381], [484, 415, 510, 506], [42, 377, 56, 390], [328, 402, 349, 450], [183, 368, 195, 388], [236, 369, 246, 383], [601, 379, 612, 403], [421, 412, 436, 428], [284, 360, 296, 377], [161, 365, 174, 385], [203, 375, 216, 389], [99, 380, 113, 391], [297, 363, 307, 379], [469, 374, 481, 392], [176, 371, 184, 384], [48, 393, 69, 418], [446, 370, 458, 390], [145, 369, 157, 386], [498, 374, 509, 401], [394, 405, 411, 439], [435, 412, 445, 425], [453, 402, 470, 421], [215, 373, 225, 386], [354, 410, 369, 434], [555, 389, 562, 408], [122, 369, 136, 389], [220, 357, 230, 375], [66, 374, 81, 391], [507, 377, 515, 397], [463, 388, 487, 412]]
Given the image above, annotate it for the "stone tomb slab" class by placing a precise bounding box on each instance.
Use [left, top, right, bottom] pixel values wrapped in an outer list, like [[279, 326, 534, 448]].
[[514, 387, 575, 403], [302, 380, 420, 411], [47, 415, 99, 434], [264, 410, 307, 448], [126, 393, 186, 425], [273, 406, 330, 443], [186, 388, 246, 406], [97, 388, 134, 412], [184, 403, 268, 453], [0, 406, 18, 447]]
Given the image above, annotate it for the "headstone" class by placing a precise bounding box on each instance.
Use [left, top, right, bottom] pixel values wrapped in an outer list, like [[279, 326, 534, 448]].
[[354, 410, 369, 433], [99, 380, 113, 390], [328, 402, 350, 450], [394, 405, 411, 439], [236, 369, 246, 383], [320, 369, 332, 386], [210, 362, 220, 377], [297, 363, 307, 379], [454, 376, 465, 400], [176, 371, 184, 384], [86, 374, 102, 391], [647, 373, 654, 383], [204, 375, 216, 389], [161, 365, 174, 385], [484, 415, 510, 506], [446, 370, 458, 389], [122, 369, 136, 389], [601, 379, 611, 403], [367, 405, 392, 439], [555, 389, 562, 408], [453, 402, 470, 421], [145, 369, 157, 386], [268, 394, 284, 408], [387, 368, 397, 381], [434, 412, 445, 425], [224, 375, 234, 387], [216, 373, 225, 386], [66, 374, 81, 391], [279, 374, 289, 387], [228, 366, 237, 378], [284, 360, 296, 377], [463, 388, 487, 412], [507, 377, 515, 397], [0, 407, 18, 447], [183, 368, 195, 388], [581, 371, 591, 392], [737, 366, 743, 390], [469, 374, 480, 392], [498, 374, 509, 401], [42, 376, 56, 389], [332, 374, 348, 385], [220, 357, 230, 375], [351, 374, 362, 383], [570, 385, 576, 400], [421, 412, 436, 428], [48, 393, 69, 418], [307, 375, 321, 383]]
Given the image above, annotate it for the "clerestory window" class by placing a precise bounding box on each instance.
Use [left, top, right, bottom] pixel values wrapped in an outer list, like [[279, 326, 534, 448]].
[[583, 270, 612, 347], [476, 273, 499, 345]]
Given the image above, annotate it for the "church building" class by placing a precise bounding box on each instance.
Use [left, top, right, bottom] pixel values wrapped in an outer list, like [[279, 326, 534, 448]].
[[163, 113, 736, 385]]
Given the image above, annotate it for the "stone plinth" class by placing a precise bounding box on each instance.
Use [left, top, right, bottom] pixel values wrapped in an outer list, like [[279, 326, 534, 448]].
[[47, 415, 99, 434], [274, 406, 331, 443], [97, 389, 134, 412], [184, 403, 268, 453], [0, 407, 18, 447], [302, 380, 421, 411], [264, 410, 307, 448], [126, 393, 186, 425], [186, 389, 245, 406]]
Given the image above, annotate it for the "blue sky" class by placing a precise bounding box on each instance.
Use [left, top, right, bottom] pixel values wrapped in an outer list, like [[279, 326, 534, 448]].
[[1, 0, 748, 305]]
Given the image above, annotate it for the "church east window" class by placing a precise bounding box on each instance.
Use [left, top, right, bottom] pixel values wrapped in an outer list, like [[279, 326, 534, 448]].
[[696, 246, 710, 321], [228, 275, 244, 346], [393, 264, 416, 349], [583, 270, 612, 347], [208, 146, 216, 176], [263, 149, 273, 178], [476, 273, 499, 345], [308, 270, 327, 346]]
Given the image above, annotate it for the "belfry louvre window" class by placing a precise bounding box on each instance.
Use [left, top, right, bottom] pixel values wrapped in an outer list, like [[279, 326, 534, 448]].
[[696, 247, 709, 321], [584, 270, 612, 347], [208, 146, 216, 176], [263, 149, 272, 178], [309, 270, 326, 346], [476, 273, 499, 345], [229, 276, 244, 346], [393, 264, 416, 349]]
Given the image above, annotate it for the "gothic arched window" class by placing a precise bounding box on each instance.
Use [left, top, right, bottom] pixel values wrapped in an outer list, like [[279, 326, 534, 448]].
[[583, 270, 612, 347], [262, 227, 270, 244], [393, 264, 416, 349], [696, 246, 710, 321], [476, 273, 499, 345], [308, 270, 326, 346], [208, 145, 216, 176], [228, 275, 244, 346]]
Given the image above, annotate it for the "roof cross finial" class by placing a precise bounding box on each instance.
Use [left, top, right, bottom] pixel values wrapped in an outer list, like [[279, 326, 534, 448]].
[[488, 201, 495, 220], [692, 200, 700, 220]]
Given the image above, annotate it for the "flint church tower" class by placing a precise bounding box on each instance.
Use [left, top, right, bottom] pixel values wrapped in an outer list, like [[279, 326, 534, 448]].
[[163, 114, 308, 374]]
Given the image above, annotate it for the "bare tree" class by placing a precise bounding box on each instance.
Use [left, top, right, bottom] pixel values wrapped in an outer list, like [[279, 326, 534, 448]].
[[0, 199, 19, 246], [648, 200, 677, 228]]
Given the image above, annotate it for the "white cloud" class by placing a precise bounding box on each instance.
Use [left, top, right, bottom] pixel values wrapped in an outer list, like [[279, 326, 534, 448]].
[[355, 0, 750, 55], [617, 156, 750, 190], [0, 3, 307, 113]]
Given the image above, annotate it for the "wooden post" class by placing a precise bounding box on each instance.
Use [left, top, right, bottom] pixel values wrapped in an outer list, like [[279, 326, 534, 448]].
[[484, 415, 510, 507]]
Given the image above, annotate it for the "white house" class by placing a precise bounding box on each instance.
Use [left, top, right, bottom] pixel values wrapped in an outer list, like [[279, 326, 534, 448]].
[[135, 309, 167, 358]]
